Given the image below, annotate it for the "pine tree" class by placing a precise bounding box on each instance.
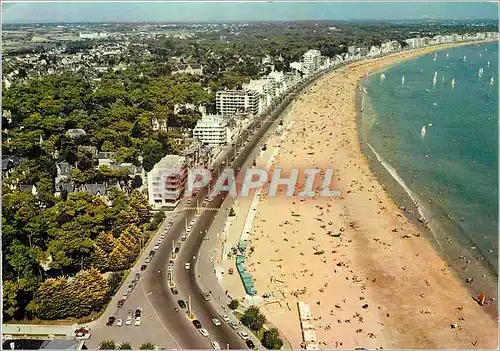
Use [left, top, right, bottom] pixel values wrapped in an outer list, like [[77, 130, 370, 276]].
[[90, 244, 109, 272], [130, 190, 150, 225], [95, 232, 116, 254], [36, 277, 72, 319], [108, 243, 130, 271]]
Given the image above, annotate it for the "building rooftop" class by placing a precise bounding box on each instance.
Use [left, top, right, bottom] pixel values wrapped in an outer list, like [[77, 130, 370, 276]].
[[153, 155, 186, 170]]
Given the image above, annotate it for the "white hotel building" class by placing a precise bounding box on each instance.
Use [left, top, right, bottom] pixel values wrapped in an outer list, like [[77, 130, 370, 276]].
[[192, 114, 229, 146], [216, 89, 260, 116], [303, 49, 322, 75], [147, 155, 187, 209]]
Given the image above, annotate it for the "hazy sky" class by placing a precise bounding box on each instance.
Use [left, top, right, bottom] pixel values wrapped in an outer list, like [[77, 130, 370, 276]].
[[2, 1, 499, 24]]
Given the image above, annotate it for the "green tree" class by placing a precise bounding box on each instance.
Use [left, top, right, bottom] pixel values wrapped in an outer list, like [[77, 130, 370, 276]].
[[118, 342, 132, 349], [241, 305, 267, 332], [99, 340, 116, 350], [228, 299, 239, 310], [140, 342, 156, 350], [261, 328, 283, 350]]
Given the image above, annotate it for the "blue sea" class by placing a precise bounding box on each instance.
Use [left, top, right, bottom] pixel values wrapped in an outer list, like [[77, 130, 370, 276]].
[[361, 42, 498, 279]]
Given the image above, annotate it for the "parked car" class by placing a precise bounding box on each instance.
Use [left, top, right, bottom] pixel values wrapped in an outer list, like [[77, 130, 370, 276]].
[[220, 314, 230, 323], [184, 262, 191, 270], [175, 243, 182, 253], [145, 256, 152, 264], [149, 250, 156, 257], [135, 273, 140, 280], [212, 318, 221, 327], [106, 316, 116, 326], [245, 340, 255, 349], [122, 292, 129, 300], [125, 317, 132, 326], [211, 341, 221, 350], [181, 235, 187, 241], [75, 332, 91, 340], [238, 331, 249, 340], [228, 268, 234, 275], [160, 234, 166, 239], [228, 321, 238, 330], [117, 299, 125, 308], [116, 319, 123, 327], [171, 287, 178, 295], [178, 300, 186, 309], [192, 320, 202, 329], [134, 317, 141, 326], [135, 308, 142, 318], [153, 244, 160, 250], [140, 264, 147, 271], [198, 328, 209, 337]]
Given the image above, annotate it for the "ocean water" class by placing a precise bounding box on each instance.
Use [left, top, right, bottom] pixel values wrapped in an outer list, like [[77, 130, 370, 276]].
[[361, 42, 498, 275]]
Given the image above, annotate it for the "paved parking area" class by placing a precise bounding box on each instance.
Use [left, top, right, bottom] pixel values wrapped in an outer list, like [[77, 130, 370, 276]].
[[85, 211, 182, 349]]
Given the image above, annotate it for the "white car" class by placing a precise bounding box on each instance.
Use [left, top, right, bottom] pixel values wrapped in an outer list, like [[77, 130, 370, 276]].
[[185, 263, 191, 270], [238, 331, 249, 340], [135, 317, 141, 326], [160, 234, 166, 239], [199, 328, 209, 337], [212, 318, 221, 327], [116, 319, 123, 327], [210, 341, 221, 350], [75, 332, 91, 340], [220, 314, 230, 322], [153, 244, 160, 250], [125, 317, 132, 326]]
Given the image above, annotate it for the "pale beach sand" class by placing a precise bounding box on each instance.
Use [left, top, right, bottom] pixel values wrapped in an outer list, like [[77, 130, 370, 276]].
[[239, 44, 499, 349]]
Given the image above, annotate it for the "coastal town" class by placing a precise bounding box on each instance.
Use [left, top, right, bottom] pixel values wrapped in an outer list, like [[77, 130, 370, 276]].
[[2, 13, 499, 351]]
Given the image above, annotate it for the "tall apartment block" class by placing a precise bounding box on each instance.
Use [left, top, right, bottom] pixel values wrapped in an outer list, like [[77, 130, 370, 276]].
[[216, 89, 260, 116], [147, 155, 187, 209]]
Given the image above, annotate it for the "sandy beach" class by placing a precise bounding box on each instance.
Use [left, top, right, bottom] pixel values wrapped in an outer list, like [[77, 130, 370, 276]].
[[236, 44, 498, 349]]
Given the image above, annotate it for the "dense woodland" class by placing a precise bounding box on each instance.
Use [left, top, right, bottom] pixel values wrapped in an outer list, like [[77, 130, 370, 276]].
[[3, 20, 493, 322]]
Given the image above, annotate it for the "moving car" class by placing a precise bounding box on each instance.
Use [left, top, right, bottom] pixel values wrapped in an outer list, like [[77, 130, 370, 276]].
[[106, 316, 116, 326], [211, 318, 221, 327], [184, 262, 191, 270], [116, 319, 123, 327], [175, 243, 181, 253], [211, 342, 221, 350], [201, 292, 211, 301], [228, 321, 238, 330], [245, 340, 255, 349], [198, 328, 209, 337], [170, 287, 178, 295], [238, 331, 249, 340], [181, 235, 187, 241], [178, 300, 186, 309], [192, 320, 202, 329]]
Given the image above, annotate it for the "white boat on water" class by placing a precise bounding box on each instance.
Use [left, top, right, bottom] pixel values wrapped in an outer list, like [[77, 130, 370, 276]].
[[421, 125, 427, 138], [380, 73, 386, 81], [463, 55, 467, 62], [442, 76, 445, 83], [401, 75, 405, 85], [487, 61, 490, 67], [433, 53, 437, 61], [432, 75, 437, 87], [446, 53, 449, 58], [490, 77, 495, 85], [478, 68, 484, 78], [451, 78, 456, 88]]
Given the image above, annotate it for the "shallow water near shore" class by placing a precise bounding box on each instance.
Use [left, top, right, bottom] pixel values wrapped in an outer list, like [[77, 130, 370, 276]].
[[359, 43, 498, 303]]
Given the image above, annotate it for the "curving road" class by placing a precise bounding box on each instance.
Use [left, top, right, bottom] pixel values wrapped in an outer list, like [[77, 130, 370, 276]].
[[141, 65, 340, 349]]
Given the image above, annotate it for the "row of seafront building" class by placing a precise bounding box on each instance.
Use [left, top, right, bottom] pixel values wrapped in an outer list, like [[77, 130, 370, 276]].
[[146, 30, 498, 210]]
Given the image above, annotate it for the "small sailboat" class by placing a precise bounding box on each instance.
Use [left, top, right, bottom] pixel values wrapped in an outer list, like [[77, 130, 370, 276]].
[[380, 73, 386, 82], [451, 78, 456, 88], [433, 53, 437, 61], [487, 61, 490, 67], [432, 73, 437, 87], [478, 67, 484, 78], [490, 77, 495, 85], [441, 76, 445, 83], [463, 55, 467, 62], [421, 125, 427, 138], [446, 53, 449, 58], [479, 53, 482, 57], [401, 75, 405, 85]]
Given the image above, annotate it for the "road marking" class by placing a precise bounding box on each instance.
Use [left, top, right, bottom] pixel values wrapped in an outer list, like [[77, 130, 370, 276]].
[[185, 207, 221, 212], [139, 281, 181, 349]]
